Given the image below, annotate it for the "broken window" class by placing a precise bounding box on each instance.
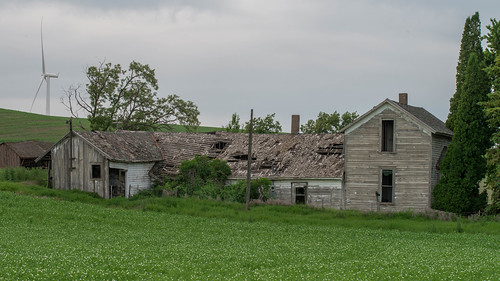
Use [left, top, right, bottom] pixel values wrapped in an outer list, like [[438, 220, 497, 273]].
[[292, 182, 307, 204], [381, 169, 393, 203], [212, 141, 228, 150], [91, 164, 101, 179], [381, 120, 394, 152]]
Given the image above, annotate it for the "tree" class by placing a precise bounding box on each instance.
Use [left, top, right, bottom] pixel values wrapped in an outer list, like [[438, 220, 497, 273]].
[[300, 110, 358, 134], [62, 61, 200, 131], [483, 19, 500, 214], [446, 12, 484, 130], [244, 113, 282, 134], [433, 53, 491, 214], [224, 113, 241, 133]]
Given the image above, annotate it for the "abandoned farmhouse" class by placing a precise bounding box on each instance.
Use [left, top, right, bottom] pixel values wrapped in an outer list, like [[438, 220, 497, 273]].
[[36, 93, 452, 212]]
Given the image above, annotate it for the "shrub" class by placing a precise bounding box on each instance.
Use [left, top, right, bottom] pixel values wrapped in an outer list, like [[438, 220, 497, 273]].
[[177, 155, 231, 196], [0, 167, 47, 186]]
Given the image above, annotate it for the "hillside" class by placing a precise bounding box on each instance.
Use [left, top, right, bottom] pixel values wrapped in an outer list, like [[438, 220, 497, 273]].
[[0, 108, 222, 143]]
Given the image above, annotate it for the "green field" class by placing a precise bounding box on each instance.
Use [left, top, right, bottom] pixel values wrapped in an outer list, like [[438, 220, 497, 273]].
[[1, 187, 499, 280], [0, 108, 222, 143]]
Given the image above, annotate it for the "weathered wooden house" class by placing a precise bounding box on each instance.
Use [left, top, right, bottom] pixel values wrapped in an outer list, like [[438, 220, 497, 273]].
[[340, 93, 452, 212], [0, 140, 52, 168], [40, 93, 451, 212]]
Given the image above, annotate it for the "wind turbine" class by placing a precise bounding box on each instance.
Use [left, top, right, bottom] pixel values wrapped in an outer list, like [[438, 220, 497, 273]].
[[30, 19, 58, 115]]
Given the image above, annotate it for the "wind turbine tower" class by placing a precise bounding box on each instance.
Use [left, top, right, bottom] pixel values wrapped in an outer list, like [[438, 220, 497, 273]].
[[30, 19, 58, 115]]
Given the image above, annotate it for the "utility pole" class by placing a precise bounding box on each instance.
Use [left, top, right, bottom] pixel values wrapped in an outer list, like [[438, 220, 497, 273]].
[[245, 109, 253, 211]]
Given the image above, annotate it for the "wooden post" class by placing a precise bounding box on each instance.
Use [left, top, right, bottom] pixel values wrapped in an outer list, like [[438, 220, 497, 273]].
[[66, 117, 73, 190], [245, 109, 253, 211]]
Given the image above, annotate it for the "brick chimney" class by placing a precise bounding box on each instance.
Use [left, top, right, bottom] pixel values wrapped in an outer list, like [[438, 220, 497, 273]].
[[399, 93, 408, 105], [291, 115, 300, 134]]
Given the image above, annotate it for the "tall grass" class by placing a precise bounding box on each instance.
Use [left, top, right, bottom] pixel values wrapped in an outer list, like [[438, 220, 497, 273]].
[[0, 167, 47, 186], [1, 181, 499, 235]]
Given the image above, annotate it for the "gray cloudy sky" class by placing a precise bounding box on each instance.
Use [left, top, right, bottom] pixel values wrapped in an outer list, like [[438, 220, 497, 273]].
[[1, 0, 499, 131]]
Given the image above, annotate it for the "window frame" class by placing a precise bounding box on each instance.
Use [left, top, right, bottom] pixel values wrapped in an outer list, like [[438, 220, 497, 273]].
[[380, 168, 395, 204], [91, 164, 102, 180], [381, 119, 395, 152]]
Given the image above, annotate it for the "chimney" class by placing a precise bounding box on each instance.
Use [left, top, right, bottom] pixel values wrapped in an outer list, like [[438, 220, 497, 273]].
[[399, 93, 408, 105], [291, 115, 300, 134]]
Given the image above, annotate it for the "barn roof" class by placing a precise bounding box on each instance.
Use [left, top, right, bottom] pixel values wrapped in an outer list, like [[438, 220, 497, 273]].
[[151, 132, 344, 180], [75, 131, 163, 162], [1, 140, 53, 159]]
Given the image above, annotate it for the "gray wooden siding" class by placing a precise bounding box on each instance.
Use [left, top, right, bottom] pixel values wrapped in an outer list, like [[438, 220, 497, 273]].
[[109, 162, 155, 197], [0, 144, 20, 168], [273, 179, 343, 209], [344, 108, 432, 212], [52, 136, 109, 198], [430, 134, 451, 205]]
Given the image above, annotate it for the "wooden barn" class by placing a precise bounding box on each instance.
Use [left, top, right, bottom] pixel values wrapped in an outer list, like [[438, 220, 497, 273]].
[[0, 140, 52, 168], [341, 93, 452, 212]]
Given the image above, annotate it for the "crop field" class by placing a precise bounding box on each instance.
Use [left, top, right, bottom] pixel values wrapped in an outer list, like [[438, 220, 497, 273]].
[[1, 191, 499, 280]]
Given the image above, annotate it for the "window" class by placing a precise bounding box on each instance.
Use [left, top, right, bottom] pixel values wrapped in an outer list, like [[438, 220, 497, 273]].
[[91, 164, 101, 179], [381, 169, 393, 203], [381, 120, 394, 152]]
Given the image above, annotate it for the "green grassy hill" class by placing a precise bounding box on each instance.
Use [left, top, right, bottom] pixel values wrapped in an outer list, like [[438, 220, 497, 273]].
[[0, 108, 222, 143]]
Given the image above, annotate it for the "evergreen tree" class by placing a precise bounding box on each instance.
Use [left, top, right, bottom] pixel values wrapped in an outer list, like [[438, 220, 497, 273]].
[[483, 19, 500, 214], [433, 53, 491, 213], [446, 12, 484, 130]]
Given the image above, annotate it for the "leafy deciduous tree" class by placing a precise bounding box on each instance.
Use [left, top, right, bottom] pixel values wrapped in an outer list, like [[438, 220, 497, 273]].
[[62, 61, 200, 131], [300, 111, 358, 134], [224, 113, 241, 133], [244, 113, 282, 134]]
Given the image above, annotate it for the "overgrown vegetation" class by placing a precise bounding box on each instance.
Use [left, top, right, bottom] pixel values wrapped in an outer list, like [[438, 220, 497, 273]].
[[154, 155, 271, 203], [0, 167, 47, 186]]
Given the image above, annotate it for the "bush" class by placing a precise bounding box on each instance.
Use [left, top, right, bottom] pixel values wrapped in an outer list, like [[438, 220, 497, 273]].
[[224, 178, 272, 203], [177, 155, 231, 196], [0, 167, 47, 186]]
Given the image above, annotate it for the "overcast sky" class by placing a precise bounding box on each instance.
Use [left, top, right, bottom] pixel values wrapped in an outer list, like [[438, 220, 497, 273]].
[[1, 0, 499, 131]]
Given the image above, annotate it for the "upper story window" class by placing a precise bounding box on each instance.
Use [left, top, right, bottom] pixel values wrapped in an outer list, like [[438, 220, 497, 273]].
[[381, 120, 394, 152]]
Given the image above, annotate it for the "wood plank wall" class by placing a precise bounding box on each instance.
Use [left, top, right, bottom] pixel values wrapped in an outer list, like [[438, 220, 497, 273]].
[[344, 108, 432, 212]]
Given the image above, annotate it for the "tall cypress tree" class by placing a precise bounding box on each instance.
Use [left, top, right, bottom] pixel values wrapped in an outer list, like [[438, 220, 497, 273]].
[[433, 53, 491, 213], [446, 12, 484, 130]]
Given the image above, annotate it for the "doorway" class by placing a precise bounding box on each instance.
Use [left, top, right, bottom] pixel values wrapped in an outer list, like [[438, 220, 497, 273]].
[[109, 168, 126, 198]]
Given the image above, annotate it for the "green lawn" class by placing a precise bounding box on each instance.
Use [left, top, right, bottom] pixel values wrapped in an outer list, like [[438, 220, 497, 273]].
[[1, 189, 499, 280], [0, 108, 222, 143]]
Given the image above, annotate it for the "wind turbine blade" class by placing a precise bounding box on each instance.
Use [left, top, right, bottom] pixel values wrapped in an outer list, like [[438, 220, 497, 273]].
[[30, 77, 45, 112], [41, 18, 45, 75]]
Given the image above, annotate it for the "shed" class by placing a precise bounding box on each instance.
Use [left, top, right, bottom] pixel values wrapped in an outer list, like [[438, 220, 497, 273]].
[[44, 131, 163, 198], [0, 140, 52, 168]]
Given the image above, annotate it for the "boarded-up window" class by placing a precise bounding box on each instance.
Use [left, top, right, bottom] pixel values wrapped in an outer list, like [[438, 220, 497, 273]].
[[91, 164, 101, 179], [381, 120, 394, 152], [381, 169, 393, 203]]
